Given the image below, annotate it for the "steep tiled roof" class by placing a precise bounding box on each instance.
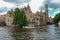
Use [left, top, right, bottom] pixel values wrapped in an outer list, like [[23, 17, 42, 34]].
[[35, 11, 43, 16]]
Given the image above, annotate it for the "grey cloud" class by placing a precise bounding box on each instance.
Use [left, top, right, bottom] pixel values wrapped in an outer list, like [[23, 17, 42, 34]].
[[39, 0, 60, 10], [3, 0, 60, 9], [3, 0, 31, 6], [45, 0, 60, 9], [49, 3, 60, 9]]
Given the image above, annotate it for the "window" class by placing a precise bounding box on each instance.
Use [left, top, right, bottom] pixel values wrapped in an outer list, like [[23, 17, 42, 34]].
[[25, 8, 27, 11], [8, 19, 9, 22], [37, 19, 38, 20]]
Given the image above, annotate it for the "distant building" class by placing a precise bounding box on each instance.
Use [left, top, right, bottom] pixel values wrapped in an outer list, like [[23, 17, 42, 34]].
[[0, 15, 5, 22], [48, 16, 53, 23], [4, 4, 53, 26], [5, 9, 13, 26], [22, 4, 33, 22], [0, 15, 5, 26], [29, 4, 49, 26]]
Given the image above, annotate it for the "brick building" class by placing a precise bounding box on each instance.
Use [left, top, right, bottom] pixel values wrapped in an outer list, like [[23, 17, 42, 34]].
[[5, 4, 52, 26]]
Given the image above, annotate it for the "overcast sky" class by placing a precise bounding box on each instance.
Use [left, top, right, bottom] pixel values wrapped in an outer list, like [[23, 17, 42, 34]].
[[0, 0, 60, 18]]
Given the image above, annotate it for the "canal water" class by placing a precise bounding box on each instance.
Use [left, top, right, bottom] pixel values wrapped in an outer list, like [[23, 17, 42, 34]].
[[0, 25, 60, 40]]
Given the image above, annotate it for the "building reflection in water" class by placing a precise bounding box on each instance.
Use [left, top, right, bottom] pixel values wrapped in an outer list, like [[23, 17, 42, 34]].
[[9, 25, 56, 40]]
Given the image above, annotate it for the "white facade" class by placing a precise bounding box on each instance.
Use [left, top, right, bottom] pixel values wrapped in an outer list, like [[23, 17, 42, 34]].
[[5, 10, 13, 26]]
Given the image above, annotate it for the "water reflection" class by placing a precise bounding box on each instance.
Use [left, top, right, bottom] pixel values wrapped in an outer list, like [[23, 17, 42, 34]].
[[11, 26, 48, 40], [47, 25, 56, 40], [7, 25, 58, 40], [1, 25, 60, 40], [12, 28, 34, 40]]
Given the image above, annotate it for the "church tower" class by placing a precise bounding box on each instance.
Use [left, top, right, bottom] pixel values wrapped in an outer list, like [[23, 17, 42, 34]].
[[27, 4, 32, 13], [23, 4, 32, 22], [27, 4, 30, 8], [23, 4, 32, 14]]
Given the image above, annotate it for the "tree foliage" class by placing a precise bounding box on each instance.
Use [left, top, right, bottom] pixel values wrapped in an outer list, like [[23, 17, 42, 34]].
[[53, 13, 60, 23], [13, 8, 27, 27]]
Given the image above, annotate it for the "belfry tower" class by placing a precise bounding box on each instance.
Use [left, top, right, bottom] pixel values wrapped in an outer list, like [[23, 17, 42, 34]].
[[45, 4, 48, 23]]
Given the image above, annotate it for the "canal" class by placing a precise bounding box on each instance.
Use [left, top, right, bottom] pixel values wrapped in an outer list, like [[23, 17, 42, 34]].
[[0, 25, 60, 40]]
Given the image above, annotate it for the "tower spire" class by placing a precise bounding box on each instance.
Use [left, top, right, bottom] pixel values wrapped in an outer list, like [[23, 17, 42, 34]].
[[27, 4, 30, 8]]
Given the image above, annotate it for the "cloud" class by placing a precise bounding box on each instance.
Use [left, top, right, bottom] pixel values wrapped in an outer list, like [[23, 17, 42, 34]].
[[0, 0, 31, 15], [38, 0, 60, 18], [51, 0, 60, 4], [0, 0, 17, 14], [3, 0, 45, 13], [46, 0, 60, 9], [0, 12, 7, 15], [3, 0, 30, 6], [4, 0, 30, 3], [29, 0, 45, 13], [0, 0, 60, 18], [39, 0, 60, 9], [4, 0, 60, 12], [0, 0, 16, 8], [0, 7, 8, 13]]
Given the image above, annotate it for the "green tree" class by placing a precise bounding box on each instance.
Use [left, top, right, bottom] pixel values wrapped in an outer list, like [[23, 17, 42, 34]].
[[53, 13, 60, 23], [13, 8, 27, 28]]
